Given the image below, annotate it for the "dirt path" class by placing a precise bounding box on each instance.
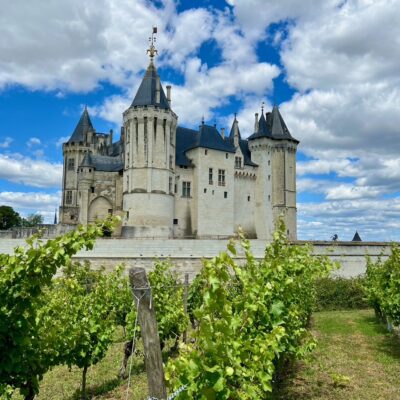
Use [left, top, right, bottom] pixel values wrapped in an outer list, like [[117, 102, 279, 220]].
[[276, 309, 400, 400]]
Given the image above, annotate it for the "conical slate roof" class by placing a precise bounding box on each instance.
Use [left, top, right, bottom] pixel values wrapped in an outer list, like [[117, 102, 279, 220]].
[[131, 62, 170, 109], [271, 105, 297, 141], [247, 112, 273, 140], [248, 105, 299, 143], [352, 231, 362, 242], [68, 107, 94, 143]]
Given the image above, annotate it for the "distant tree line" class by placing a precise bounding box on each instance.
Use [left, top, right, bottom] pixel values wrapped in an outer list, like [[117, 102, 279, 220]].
[[0, 205, 44, 230]]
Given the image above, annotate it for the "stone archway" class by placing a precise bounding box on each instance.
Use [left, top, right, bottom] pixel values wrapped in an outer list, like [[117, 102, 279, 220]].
[[88, 196, 112, 223]]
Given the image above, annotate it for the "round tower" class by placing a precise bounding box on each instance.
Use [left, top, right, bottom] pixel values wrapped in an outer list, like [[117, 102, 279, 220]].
[[60, 107, 95, 224], [121, 30, 177, 238], [248, 105, 299, 240]]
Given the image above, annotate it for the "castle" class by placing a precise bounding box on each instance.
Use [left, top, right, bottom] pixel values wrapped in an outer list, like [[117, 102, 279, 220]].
[[59, 32, 298, 240]]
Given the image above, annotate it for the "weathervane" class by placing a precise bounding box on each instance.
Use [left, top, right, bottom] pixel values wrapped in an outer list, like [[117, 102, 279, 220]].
[[147, 27, 158, 61], [261, 101, 265, 114]]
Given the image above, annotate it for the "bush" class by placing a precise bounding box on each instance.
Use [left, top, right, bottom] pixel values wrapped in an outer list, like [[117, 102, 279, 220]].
[[165, 222, 334, 399], [364, 246, 400, 324], [315, 276, 368, 311]]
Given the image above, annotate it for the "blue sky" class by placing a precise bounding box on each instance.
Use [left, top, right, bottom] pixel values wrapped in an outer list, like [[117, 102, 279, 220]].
[[0, 0, 400, 241]]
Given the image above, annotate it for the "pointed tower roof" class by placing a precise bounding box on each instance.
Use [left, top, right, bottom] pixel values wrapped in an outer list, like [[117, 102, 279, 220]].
[[271, 105, 298, 142], [352, 231, 362, 242], [131, 62, 170, 109], [68, 107, 94, 143], [229, 115, 241, 141], [248, 111, 273, 140]]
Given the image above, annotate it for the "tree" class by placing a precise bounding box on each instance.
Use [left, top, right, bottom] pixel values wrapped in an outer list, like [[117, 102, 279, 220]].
[[44, 262, 124, 400], [0, 218, 116, 400], [0, 205, 21, 230], [21, 214, 44, 227]]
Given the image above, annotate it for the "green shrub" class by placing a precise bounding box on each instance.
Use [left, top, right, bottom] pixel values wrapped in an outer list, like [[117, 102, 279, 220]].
[[315, 276, 368, 311]]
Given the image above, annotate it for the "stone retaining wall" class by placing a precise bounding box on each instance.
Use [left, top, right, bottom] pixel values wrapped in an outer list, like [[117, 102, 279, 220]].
[[0, 238, 394, 278]]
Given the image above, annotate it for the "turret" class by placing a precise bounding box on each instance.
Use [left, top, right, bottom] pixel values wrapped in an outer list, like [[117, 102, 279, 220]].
[[248, 104, 299, 240], [121, 28, 177, 238], [60, 107, 95, 224]]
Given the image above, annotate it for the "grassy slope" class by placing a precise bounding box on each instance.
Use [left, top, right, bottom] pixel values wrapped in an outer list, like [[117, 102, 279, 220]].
[[277, 309, 400, 399]]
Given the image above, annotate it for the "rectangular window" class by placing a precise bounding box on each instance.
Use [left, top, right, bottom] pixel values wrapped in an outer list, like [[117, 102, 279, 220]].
[[169, 155, 173, 169], [91, 187, 95, 194], [66, 190, 72, 204], [205, 149, 208, 155], [173, 218, 178, 225], [247, 195, 250, 202], [218, 169, 225, 186], [182, 181, 191, 198], [224, 191, 227, 198], [204, 188, 207, 193], [67, 158, 75, 171], [268, 175, 271, 181], [225, 153, 228, 159], [235, 156, 242, 169], [169, 176, 172, 193], [209, 168, 213, 184]]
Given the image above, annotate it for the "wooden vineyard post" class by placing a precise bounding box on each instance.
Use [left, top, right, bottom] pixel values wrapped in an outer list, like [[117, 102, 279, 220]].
[[129, 267, 167, 400], [183, 273, 189, 344]]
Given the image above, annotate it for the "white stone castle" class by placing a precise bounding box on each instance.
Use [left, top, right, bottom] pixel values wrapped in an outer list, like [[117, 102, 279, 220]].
[[60, 31, 298, 240]]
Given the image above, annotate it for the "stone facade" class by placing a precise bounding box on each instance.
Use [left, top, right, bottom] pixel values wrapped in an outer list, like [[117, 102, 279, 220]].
[[60, 43, 299, 240]]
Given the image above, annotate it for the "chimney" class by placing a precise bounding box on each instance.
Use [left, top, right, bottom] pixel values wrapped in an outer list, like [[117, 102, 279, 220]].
[[254, 112, 259, 133], [221, 127, 225, 138], [166, 85, 171, 107], [155, 77, 160, 104]]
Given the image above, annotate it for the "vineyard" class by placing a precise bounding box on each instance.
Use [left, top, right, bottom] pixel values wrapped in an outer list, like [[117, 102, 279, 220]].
[[1, 220, 400, 399]]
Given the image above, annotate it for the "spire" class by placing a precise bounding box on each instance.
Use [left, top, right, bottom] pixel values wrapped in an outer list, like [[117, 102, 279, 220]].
[[352, 231, 362, 242], [68, 107, 94, 143], [131, 28, 170, 109], [54, 209, 57, 225], [229, 114, 241, 147]]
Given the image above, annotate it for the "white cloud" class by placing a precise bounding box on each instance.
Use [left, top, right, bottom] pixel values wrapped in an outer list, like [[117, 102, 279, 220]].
[[0, 137, 12, 148], [27, 137, 41, 147], [298, 197, 400, 241], [56, 136, 70, 148], [0, 191, 61, 223], [0, 153, 62, 188]]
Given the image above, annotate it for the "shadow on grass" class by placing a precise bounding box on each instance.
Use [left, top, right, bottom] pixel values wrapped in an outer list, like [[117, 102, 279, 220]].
[[69, 377, 122, 400], [273, 357, 334, 400]]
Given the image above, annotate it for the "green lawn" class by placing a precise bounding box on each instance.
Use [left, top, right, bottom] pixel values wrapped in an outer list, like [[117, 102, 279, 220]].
[[276, 309, 400, 400], [8, 309, 400, 399]]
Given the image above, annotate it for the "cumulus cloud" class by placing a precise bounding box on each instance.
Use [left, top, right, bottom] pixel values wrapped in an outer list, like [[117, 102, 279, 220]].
[[0, 154, 62, 188], [26, 137, 41, 147], [0, 137, 13, 148], [0, 191, 61, 223], [298, 197, 400, 242]]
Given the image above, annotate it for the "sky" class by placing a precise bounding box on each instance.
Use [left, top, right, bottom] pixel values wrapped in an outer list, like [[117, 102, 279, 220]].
[[0, 0, 399, 241]]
